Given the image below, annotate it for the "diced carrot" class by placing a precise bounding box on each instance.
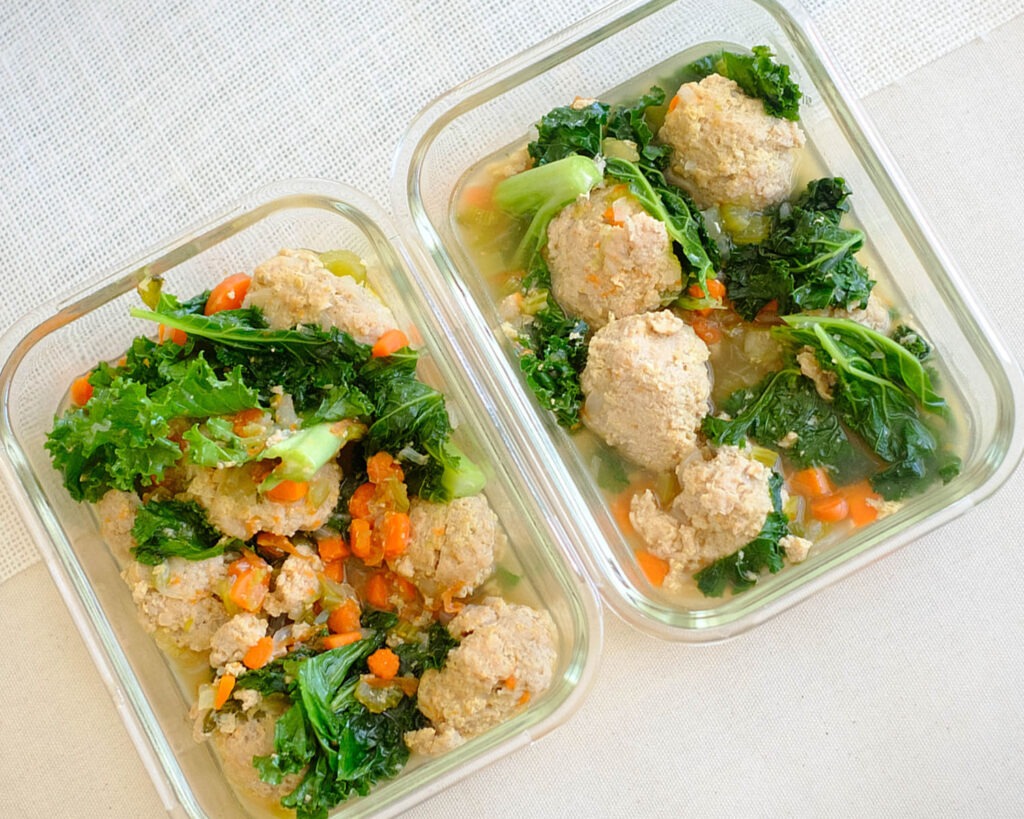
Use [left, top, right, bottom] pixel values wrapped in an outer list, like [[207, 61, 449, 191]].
[[158, 323, 187, 346], [668, 94, 680, 113], [366, 451, 404, 484], [367, 647, 401, 680], [517, 691, 531, 706], [227, 551, 271, 613], [365, 572, 391, 610], [382, 511, 411, 559], [371, 329, 410, 358], [789, 466, 834, 499], [213, 674, 236, 710], [349, 518, 373, 560], [322, 559, 345, 583], [242, 636, 274, 670], [348, 482, 376, 520], [690, 315, 721, 345], [687, 278, 726, 304], [204, 272, 251, 315], [328, 599, 362, 634], [460, 185, 493, 211], [636, 549, 670, 587], [317, 533, 349, 563], [70, 373, 94, 406], [841, 480, 882, 527], [323, 631, 362, 649], [232, 407, 265, 436], [503, 675, 517, 690], [809, 494, 850, 523], [265, 479, 309, 503]]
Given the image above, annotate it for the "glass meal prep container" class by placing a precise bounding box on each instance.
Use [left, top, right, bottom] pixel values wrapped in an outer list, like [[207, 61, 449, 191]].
[[392, 0, 1024, 641], [0, 179, 602, 818]]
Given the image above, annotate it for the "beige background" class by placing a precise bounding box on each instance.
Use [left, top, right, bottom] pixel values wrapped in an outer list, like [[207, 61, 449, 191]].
[[2, 1, 1023, 816]]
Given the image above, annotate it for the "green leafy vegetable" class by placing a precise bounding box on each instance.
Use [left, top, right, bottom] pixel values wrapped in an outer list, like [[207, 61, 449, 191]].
[[358, 350, 482, 501], [130, 499, 239, 565], [46, 356, 259, 502], [393, 621, 460, 677], [253, 632, 425, 819], [694, 472, 790, 596], [527, 99, 609, 165], [688, 45, 803, 120], [492, 154, 604, 267], [891, 324, 932, 361], [260, 421, 367, 491], [516, 281, 589, 428], [726, 178, 874, 320], [774, 316, 959, 498], [702, 368, 869, 483]]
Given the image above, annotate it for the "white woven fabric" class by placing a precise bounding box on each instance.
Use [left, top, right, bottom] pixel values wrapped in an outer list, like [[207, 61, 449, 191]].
[[1, 1, 1022, 817]]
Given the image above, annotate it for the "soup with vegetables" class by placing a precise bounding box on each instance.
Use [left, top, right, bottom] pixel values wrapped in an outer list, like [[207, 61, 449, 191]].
[[46, 248, 557, 818], [454, 46, 961, 601]]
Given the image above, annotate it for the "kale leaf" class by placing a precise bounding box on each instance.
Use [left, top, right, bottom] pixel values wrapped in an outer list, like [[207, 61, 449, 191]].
[[46, 356, 259, 502], [891, 324, 933, 361], [726, 178, 874, 320], [688, 45, 803, 120], [694, 472, 790, 596], [702, 368, 869, 483], [253, 630, 424, 819], [516, 273, 589, 428], [527, 99, 609, 165], [394, 621, 460, 677], [130, 499, 239, 565], [773, 316, 960, 499]]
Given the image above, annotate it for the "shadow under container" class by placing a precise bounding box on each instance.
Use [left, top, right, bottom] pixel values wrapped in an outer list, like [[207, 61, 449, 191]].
[[391, 0, 1024, 641], [0, 179, 603, 818]]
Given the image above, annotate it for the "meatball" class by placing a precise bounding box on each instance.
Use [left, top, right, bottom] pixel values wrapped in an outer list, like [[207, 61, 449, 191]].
[[545, 186, 682, 327], [121, 556, 230, 653], [404, 598, 557, 756], [630, 446, 774, 586], [245, 248, 397, 344], [95, 489, 140, 563], [580, 310, 711, 473], [263, 545, 323, 621], [387, 495, 500, 608], [209, 709, 300, 803], [184, 460, 341, 541], [658, 74, 805, 209], [209, 612, 267, 668]]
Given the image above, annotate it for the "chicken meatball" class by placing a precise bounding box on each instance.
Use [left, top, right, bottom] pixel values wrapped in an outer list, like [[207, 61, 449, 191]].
[[404, 598, 557, 756], [387, 495, 500, 608], [209, 612, 267, 668], [580, 310, 711, 473], [630, 446, 774, 588], [184, 460, 341, 541], [658, 73, 805, 209], [121, 556, 230, 653], [96, 489, 140, 563], [244, 248, 397, 344], [263, 544, 323, 621], [545, 186, 682, 327]]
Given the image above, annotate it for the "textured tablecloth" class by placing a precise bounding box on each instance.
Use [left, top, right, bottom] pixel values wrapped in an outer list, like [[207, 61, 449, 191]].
[[2, 1, 1023, 816]]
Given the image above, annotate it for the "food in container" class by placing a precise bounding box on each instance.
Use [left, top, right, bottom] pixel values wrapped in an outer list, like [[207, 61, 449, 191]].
[[0, 182, 599, 817], [451, 44, 962, 604]]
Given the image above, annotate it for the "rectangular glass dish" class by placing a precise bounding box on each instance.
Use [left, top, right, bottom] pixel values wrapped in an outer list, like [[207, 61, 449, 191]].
[[0, 179, 602, 817], [392, 0, 1024, 640]]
